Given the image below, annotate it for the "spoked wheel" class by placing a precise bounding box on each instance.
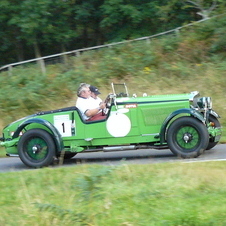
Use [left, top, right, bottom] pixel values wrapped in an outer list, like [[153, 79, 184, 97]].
[[166, 116, 209, 158], [18, 129, 56, 168]]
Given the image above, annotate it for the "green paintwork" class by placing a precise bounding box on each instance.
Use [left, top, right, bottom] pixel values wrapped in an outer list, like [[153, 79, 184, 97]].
[[0, 84, 222, 165], [25, 137, 48, 160], [176, 126, 200, 150]]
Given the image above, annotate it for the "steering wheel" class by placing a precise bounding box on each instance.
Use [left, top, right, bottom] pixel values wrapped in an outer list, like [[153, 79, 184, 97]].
[[102, 94, 114, 116]]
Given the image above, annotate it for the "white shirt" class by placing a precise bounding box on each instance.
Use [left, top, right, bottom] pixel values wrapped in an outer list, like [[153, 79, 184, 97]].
[[92, 96, 102, 107], [76, 97, 101, 120]]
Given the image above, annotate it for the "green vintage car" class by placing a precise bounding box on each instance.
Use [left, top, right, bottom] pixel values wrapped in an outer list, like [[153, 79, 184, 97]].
[[0, 83, 222, 168]]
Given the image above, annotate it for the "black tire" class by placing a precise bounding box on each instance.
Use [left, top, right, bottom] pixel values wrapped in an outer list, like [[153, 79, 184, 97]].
[[206, 115, 221, 150], [166, 116, 209, 158], [18, 129, 56, 168]]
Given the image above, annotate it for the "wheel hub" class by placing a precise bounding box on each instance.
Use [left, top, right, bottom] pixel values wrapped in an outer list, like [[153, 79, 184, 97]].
[[183, 133, 193, 143], [32, 144, 41, 154]]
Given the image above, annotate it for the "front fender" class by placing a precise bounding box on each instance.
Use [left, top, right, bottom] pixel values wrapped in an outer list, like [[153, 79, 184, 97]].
[[12, 118, 64, 152], [210, 109, 220, 119], [159, 108, 205, 144]]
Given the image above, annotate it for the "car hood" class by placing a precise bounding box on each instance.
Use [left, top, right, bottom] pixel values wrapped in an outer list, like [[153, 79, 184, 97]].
[[116, 92, 193, 103]]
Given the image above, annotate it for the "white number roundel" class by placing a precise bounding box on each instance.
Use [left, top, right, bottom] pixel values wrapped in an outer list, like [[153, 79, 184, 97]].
[[106, 113, 131, 137]]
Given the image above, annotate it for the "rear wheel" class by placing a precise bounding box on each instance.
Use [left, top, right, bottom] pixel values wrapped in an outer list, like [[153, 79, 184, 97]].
[[166, 116, 209, 158], [18, 129, 56, 168]]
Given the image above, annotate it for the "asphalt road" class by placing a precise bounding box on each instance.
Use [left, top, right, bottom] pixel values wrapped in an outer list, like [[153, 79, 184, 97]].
[[0, 144, 225, 173]]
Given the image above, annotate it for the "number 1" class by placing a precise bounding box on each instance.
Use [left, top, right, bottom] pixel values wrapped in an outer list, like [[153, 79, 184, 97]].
[[62, 123, 65, 133]]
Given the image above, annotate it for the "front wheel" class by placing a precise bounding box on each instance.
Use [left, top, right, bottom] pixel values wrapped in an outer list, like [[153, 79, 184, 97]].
[[166, 116, 209, 158], [18, 129, 56, 168]]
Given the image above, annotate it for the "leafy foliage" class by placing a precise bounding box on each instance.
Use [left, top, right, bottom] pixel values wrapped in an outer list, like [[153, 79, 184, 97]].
[[33, 166, 114, 224], [74, 166, 114, 201], [34, 203, 87, 223], [2, 0, 225, 65]]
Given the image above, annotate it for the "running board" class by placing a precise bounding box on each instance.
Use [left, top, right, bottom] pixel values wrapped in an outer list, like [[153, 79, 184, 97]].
[[83, 145, 169, 152], [6, 154, 19, 157]]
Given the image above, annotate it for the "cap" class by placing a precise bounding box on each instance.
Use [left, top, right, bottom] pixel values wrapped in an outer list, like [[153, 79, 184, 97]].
[[90, 85, 101, 95]]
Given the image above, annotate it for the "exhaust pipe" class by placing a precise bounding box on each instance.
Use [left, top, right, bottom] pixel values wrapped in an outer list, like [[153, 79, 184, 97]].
[[103, 145, 136, 151]]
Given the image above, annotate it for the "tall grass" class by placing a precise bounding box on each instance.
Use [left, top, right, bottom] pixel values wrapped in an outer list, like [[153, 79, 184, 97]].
[[1, 162, 226, 225]]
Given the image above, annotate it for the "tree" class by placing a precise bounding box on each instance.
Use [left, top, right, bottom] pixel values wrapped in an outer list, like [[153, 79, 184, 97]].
[[1, 0, 225, 67], [8, 0, 51, 60], [154, 0, 198, 31], [74, 0, 105, 47], [0, 0, 26, 64], [186, 0, 217, 19], [40, 0, 78, 53], [100, 0, 162, 41]]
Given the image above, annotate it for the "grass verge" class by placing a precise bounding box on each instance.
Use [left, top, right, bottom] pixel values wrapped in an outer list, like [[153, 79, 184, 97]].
[[1, 162, 226, 225]]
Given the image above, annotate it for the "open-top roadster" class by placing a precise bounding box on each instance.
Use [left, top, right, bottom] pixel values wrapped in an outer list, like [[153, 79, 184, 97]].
[[0, 83, 222, 168]]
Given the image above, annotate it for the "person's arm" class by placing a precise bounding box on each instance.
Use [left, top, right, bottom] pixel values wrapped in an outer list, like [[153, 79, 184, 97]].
[[85, 102, 106, 117]]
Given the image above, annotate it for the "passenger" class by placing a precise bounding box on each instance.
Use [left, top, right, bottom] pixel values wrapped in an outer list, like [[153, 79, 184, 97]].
[[90, 85, 108, 115], [76, 83, 106, 121], [90, 85, 103, 105]]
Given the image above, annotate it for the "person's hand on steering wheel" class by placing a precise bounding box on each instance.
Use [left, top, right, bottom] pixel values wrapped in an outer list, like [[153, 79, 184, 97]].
[[102, 94, 114, 115]]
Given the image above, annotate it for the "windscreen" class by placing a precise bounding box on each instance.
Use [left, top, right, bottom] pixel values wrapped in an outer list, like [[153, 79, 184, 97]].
[[111, 83, 129, 97]]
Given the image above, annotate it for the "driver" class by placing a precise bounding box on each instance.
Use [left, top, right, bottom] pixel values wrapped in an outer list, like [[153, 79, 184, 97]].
[[76, 83, 106, 121]]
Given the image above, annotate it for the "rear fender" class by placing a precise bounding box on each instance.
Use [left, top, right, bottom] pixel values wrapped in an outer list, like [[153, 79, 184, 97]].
[[12, 118, 63, 152], [159, 108, 205, 144]]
